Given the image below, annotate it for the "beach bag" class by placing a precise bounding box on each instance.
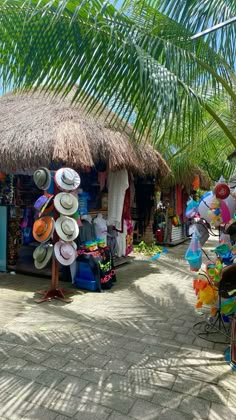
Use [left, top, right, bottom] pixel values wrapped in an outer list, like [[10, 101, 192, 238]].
[[185, 228, 202, 271]]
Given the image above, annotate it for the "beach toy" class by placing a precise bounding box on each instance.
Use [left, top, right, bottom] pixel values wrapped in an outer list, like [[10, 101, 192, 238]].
[[199, 192, 236, 225]]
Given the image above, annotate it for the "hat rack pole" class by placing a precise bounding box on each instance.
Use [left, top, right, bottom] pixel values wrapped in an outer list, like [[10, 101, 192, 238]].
[[35, 171, 73, 303]]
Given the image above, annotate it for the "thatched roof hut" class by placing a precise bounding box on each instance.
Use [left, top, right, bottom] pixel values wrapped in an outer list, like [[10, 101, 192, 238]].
[[160, 164, 211, 191], [0, 92, 170, 177]]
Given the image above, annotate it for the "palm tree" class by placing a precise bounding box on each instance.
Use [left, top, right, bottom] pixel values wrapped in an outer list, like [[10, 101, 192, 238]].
[[0, 0, 236, 149]]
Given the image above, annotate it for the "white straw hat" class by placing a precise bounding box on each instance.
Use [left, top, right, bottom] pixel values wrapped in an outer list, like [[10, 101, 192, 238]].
[[54, 240, 77, 266], [33, 167, 51, 190], [54, 192, 79, 216], [33, 244, 53, 269], [55, 168, 81, 192], [55, 216, 79, 242]]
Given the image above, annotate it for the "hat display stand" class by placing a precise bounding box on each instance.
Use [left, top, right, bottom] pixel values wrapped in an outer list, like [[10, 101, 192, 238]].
[[34, 170, 75, 303]]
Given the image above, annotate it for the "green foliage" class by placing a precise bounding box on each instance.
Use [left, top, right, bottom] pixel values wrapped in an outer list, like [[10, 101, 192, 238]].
[[133, 241, 162, 256], [0, 0, 236, 151]]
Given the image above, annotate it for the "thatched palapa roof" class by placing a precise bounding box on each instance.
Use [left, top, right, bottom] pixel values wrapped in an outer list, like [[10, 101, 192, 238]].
[[0, 92, 170, 177], [161, 165, 211, 191]]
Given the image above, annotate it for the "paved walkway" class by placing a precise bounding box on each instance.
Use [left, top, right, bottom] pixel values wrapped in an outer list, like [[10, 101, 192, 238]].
[[0, 238, 235, 419]]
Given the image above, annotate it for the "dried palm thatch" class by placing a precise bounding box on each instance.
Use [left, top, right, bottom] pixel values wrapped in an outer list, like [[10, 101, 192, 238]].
[[0, 92, 170, 177], [161, 165, 211, 191]]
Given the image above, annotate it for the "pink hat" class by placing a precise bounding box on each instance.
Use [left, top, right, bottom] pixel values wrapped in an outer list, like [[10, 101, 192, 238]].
[[54, 240, 77, 266]]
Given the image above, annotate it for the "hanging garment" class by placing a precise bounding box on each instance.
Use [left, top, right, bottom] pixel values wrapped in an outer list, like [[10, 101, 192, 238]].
[[108, 169, 129, 230], [116, 220, 128, 257], [107, 226, 118, 257], [78, 190, 91, 215], [176, 184, 183, 217], [93, 213, 108, 245], [78, 220, 96, 245]]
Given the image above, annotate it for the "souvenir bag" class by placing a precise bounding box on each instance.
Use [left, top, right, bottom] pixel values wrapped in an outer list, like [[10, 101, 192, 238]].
[[185, 226, 202, 271]]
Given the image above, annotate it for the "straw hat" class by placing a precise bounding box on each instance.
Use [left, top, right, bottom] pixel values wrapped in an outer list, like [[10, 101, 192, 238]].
[[33, 244, 54, 269], [33, 216, 54, 243], [34, 194, 53, 213], [33, 167, 51, 190], [54, 240, 77, 266], [55, 168, 81, 192], [55, 216, 79, 242], [54, 192, 78, 216]]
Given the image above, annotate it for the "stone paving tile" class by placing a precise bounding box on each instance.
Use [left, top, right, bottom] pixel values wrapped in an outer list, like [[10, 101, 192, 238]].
[[172, 374, 203, 396], [178, 395, 211, 419], [130, 368, 176, 390], [56, 375, 89, 396], [130, 383, 157, 401], [0, 239, 233, 419], [108, 411, 133, 419], [26, 384, 63, 407], [16, 362, 47, 380], [160, 407, 192, 420], [23, 403, 58, 420], [105, 359, 132, 375], [218, 373, 236, 391], [66, 348, 92, 362], [0, 332, 35, 346], [24, 348, 51, 364], [103, 346, 129, 361], [35, 368, 67, 387], [124, 340, 146, 353], [227, 390, 236, 407], [78, 382, 135, 414], [60, 360, 87, 377], [47, 395, 83, 417], [152, 388, 184, 409], [0, 394, 34, 420], [125, 351, 148, 365], [208, 402, 236, 420], [42, 356, 68, 370], [175, 333, 195, 345], [129, 398, 162, 419], [73, 401, 112, 419], [104, 373, 133, 393], [0, 357, 27, 374], [9, 345, 50, 365], [81, 367, 110, 384], [143, 344, 169, 358], [199, 383, 229, 405], [85, 353, 110, 368], [49, 344, 73, 357]]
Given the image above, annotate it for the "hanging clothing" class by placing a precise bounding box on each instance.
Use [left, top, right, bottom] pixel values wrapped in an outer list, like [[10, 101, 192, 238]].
[[78, 220, 96, 245], [108, 169, 129, 230], [93, 214, 108, 244], [176, 185, 183, 217]]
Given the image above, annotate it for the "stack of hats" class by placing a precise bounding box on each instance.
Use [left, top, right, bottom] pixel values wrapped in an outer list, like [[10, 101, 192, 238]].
[[33, 167, 80, 269]]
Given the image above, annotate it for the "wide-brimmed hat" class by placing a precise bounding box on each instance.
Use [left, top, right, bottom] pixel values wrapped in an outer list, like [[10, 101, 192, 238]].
[[34, 194, 53, 214], [55, 216, 79, 242], [54, 240, 77, 266], [33, 216, 54, 243], [33, 167, 51, 190], [33, 244, 54, 269], [54, 192, 79, 216], [55, 168, 80, 192]]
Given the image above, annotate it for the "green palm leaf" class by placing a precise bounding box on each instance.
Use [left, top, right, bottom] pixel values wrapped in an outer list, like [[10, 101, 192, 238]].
[[0, 0, 235, 150]]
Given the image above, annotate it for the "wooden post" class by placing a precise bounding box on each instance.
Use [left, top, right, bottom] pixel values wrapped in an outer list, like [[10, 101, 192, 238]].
[[35, 171, 73, 303]]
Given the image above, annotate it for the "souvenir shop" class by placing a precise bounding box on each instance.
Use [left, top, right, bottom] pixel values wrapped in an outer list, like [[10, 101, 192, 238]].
[[0, 90, 170, 292], [154, 171, 211, 245], [0, 165, 166, 292]]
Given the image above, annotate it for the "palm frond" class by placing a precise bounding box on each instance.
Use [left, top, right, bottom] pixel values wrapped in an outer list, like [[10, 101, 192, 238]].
[[0, 0, 235, 150]]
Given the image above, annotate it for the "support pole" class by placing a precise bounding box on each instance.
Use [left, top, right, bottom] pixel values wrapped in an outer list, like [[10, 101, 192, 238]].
[[35, 171, 74, 304]]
